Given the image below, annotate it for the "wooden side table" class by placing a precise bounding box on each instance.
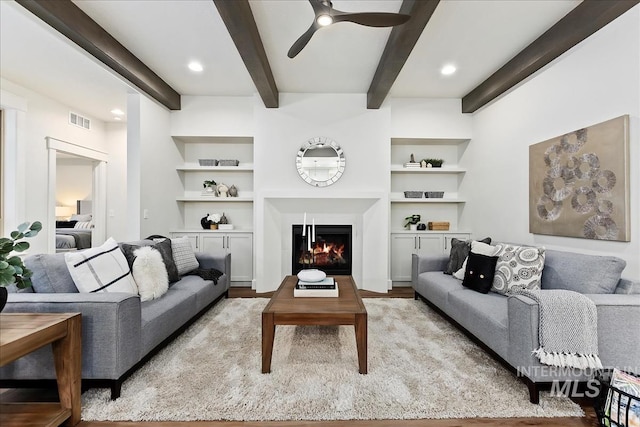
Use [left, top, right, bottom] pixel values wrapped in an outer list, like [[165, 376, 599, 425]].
[[0, 313, 82, 427]]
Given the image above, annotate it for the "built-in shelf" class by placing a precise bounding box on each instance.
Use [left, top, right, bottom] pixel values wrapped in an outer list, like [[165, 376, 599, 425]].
[[177, 193, 254, 202], [390, 196, 466, 203], [390, 166, 466, 173], [177, 164, 254, 172], [391, 229, 471, 234]]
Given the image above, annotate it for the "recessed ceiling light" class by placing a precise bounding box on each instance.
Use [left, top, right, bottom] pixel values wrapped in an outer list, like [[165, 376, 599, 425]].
[[188, 61, 204, 72], [441, 64, 457, 76], [317, 14, 333, 26], [113, 117, 122, 121], [110, 108, 124, 116]]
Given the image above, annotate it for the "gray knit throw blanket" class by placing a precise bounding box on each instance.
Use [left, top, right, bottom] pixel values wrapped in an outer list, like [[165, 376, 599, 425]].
[[513, 289, 603, 370]]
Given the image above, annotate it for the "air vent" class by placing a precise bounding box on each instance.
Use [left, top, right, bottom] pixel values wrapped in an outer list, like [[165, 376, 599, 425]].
[[69, 112, 91, 130]]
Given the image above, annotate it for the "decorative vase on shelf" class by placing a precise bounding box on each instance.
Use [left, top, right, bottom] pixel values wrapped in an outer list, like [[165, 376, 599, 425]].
[[228, 185, 238, 197], [210, 223, 218, 230], [409, 224, 418, 231], [217, 183, 229, 197], [219, 213, 228, 224]]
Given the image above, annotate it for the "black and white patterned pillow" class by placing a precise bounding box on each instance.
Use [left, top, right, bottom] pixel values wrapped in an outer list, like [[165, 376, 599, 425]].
[[491, 244, 546, 295], [65, 237, 138, 294], [170, 237, 199, 276]]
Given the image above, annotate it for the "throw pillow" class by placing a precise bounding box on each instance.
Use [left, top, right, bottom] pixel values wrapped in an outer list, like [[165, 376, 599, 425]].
[[74, 221, 92, 229], [462, 252, 499, 294], [121, 239, 180, 283], [453, 241, 502, 280], [171, 236, 199, 276], [55, 220, 77, 228], [65, 237, 138, 294], [70, 213, 92, 222], [444, 237, 491, 275], [491, 244, 545, 295], [131, 246, 169, 301]]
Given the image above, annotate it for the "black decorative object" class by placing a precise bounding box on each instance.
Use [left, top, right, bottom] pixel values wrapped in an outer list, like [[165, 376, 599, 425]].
[[417, 223, 426, 231], [0, 287, 7, 312], [201, 214, 213, 230]]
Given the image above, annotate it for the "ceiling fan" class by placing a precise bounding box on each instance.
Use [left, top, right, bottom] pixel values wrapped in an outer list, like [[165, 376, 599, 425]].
[[288, 0, 411, 58]]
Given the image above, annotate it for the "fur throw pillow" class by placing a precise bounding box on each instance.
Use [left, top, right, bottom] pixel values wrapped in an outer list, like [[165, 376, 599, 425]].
[[132, 246, 169, 302]]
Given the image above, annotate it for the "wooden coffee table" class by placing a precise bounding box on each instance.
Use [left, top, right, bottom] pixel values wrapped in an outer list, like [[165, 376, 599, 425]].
[[0, 312, 81, 427], [262, 275, 367, 374]]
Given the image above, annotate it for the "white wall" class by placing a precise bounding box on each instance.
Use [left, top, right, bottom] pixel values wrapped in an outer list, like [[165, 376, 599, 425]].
[[128, 93, 181, 239], [105, 122, 128, 241], [466, 6, 640, 280], [0, 78, 108, 254]]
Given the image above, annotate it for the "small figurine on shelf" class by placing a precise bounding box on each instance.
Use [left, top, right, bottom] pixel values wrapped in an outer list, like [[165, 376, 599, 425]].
[[228, 185, 238, 197], [216, 183, 229, 197], [219, 213, 228, 225]]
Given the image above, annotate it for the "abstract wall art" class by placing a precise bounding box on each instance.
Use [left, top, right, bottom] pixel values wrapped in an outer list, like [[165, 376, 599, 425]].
[[529, 115, 630, 241]]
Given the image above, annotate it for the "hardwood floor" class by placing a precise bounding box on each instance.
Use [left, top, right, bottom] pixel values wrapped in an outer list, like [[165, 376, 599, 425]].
[[2, 287, 598, 427]]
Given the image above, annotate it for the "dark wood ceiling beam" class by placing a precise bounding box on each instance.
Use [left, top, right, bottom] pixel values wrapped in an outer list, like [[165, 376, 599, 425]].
[[367, 0, 440, 109], [16, 0, 181, 110], [213, 0, 279, 108], [462, 0, 639, 114]]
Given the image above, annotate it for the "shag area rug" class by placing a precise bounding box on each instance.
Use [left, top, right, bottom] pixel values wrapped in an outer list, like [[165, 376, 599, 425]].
[[82, 298, 584, 421]]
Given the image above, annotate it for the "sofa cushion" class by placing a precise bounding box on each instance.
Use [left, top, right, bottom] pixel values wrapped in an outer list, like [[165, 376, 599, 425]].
[[447, 290, 509, 359], [141, 288, 197, 354], [415, 271, 464, 311], [170, 275, 225, 312], [541, 249, 625, 294], [462, 252, 499, 294], [65, 238, 138, 294], [132, 246, 169, 302], [444, 237, 491, 275], [121, 239, 180, 283], [25, 253, 78, 293], [171, 237, 199, 276], [491, 244, 545, 295]]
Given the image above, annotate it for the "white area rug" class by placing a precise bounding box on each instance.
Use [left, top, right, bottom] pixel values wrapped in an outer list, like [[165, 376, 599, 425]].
[[82, 298, 584, 421]]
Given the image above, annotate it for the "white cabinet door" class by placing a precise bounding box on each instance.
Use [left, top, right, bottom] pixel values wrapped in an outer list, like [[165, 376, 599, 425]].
[[442, 233, 471, 254], [200, 234, 225, 255], [171, 232, 200, 252], [416, 235, 444, 256], [227, 233, 253, 282], [390, 234, 418, 281]]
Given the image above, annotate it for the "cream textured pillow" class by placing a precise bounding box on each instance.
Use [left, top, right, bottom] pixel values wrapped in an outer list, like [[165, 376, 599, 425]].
[[453, 241, 502, 280], [491, 244, 545, 295], [132, 246, 169, 301], [65, 237, 138, 294]]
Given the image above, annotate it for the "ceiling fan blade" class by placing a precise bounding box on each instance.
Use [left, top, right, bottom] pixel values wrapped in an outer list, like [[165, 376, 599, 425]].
[[288, 23, 320, 58], [333, 12, 410, 27]]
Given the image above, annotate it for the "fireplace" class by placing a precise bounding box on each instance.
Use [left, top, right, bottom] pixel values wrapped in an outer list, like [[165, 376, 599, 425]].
[[292, 225, 352, 275]]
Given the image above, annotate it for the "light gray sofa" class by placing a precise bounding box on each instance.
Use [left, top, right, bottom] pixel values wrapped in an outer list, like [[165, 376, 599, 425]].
[[412, 248, 640, 403], [0, 239, 230, 399]]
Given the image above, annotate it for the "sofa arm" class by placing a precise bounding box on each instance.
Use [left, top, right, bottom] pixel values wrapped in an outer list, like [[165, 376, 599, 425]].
[[0, 293, 142, 381], [411, 254, 448, 284], [196, 252, 230, 275], [585, 294, 640, 373]]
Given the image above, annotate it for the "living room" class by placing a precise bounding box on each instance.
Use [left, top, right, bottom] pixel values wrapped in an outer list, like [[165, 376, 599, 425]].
[[1, 1, 639, 426]]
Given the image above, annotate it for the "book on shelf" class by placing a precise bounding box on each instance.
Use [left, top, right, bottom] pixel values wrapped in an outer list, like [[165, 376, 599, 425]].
[[403, 162, 421, 168], [296, 277, 335, 289]]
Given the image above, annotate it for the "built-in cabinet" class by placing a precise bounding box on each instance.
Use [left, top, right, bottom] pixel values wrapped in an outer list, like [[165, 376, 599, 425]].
[[390, 232, 471, 282], [170, 231, 253, 285], [172, 136, 255, 286], [390, 138, 471, 285]]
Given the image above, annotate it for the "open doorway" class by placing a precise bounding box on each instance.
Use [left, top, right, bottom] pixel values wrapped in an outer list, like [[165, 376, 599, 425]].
[[46, 137, 107, 253]]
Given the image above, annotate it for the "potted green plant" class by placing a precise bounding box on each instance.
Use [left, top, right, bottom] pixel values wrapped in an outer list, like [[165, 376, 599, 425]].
[[404, 214, 421, 230], [203, 179, 217, 194], [0, 221, 42, 311]]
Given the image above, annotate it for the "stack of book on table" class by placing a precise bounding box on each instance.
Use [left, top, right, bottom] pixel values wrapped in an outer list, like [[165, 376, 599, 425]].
[[294, 277, 338, 297]]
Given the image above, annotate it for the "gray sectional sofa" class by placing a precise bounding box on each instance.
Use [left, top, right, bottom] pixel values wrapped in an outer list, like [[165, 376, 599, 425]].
[[412, 248, 640, 403], [0, 239, 230, 399]]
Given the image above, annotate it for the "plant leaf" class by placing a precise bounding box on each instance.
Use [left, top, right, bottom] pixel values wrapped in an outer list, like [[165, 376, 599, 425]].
[[7, 256, 23, 266], [17, 222, 29, 233], [0, 260, 8, 269], [13, 241, 29, 252], [29, 221, 43, 232], [10, 231, 23, 240]]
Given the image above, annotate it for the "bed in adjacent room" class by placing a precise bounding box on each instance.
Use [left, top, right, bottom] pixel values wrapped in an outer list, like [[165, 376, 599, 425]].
[[55, 200, 93, 251]]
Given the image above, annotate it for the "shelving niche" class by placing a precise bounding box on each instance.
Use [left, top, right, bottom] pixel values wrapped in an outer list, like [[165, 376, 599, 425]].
[[172, 135, 254, 232], [390, 138, 469, 232]]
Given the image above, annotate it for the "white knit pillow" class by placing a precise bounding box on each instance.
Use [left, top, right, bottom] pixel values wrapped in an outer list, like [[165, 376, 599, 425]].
[[132, 246, 169, 301], [65, 237, 138, 294]]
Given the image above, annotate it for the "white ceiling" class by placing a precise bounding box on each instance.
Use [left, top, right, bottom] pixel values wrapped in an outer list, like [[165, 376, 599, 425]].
[[0, 0, 580, 123]]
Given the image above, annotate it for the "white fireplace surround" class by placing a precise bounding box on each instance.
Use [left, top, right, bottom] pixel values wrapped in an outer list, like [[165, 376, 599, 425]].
[[254, 191, 389, 293]]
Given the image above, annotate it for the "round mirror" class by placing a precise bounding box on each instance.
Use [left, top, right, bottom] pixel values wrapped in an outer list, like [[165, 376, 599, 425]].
[[296, 137, 345, 187]]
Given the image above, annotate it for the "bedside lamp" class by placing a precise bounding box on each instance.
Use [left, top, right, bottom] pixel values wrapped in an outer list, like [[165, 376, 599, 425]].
[[55, 206, 73, 220]]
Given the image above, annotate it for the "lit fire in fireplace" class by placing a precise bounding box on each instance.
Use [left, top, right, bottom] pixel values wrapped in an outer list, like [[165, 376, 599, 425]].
[[299, 241, 346, 266]]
